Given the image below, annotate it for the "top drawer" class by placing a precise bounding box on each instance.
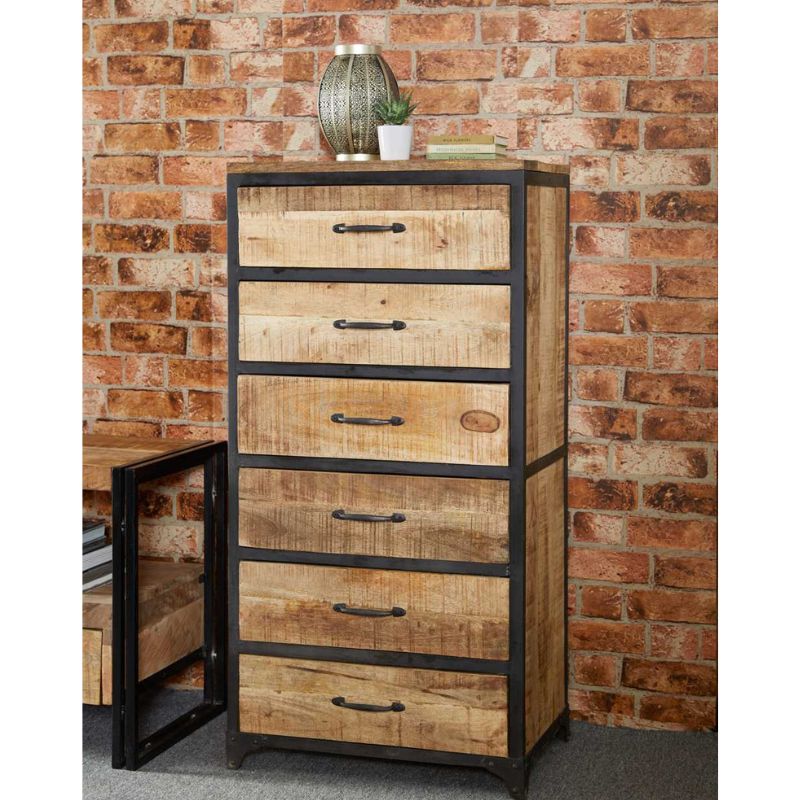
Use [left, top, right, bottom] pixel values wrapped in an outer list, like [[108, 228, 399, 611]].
[[237, 185, 510, 270]]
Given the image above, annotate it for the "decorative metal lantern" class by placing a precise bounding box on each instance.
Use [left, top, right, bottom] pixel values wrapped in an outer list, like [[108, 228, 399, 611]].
[[318, 44, 399, 162]]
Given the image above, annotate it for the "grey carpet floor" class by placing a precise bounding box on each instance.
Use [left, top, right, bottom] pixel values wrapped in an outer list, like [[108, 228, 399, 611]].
[[84, 692, 717, 800]]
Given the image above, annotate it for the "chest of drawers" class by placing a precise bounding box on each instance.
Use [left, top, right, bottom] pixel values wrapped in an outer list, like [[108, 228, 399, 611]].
[[226, 159, 569, 797]]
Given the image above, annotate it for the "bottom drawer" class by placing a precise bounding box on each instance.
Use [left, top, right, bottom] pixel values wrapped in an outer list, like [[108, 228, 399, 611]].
[[239, 654, 508, 757]]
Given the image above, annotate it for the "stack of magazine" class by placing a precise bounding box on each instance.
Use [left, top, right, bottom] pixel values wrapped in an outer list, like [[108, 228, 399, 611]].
[[83, 518, 112, 591], [425, 134, 508, 160]]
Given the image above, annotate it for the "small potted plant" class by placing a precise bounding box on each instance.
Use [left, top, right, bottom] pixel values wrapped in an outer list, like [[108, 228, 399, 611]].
[[375, 91, 417, 161]]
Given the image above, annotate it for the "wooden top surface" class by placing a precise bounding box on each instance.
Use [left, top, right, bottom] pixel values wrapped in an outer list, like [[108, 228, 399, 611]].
[[83, 434, 209, 491], [228, 157, 569, 176]]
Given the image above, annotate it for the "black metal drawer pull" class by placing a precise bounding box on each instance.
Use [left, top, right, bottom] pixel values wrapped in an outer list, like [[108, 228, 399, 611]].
[[331, 696, 405, 713], [332, 602, 406, 618], [330, 413, 404, 426], [331, 509, 406, 523], [333, 319, 407, 331], [332, 223, 406, 234]]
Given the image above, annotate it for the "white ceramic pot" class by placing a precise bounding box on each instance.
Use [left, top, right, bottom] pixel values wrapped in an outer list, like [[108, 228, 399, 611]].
[[377, 124, 412, 161]]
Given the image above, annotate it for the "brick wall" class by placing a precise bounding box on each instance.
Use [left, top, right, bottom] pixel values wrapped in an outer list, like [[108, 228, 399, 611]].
[[82, 0, 718, 730]]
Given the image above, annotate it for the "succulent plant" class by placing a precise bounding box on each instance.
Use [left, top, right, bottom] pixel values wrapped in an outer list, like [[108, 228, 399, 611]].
[[374, 91, 417, 126]]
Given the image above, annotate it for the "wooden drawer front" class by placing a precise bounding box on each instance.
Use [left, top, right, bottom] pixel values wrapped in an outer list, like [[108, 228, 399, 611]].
[[237, 376, 509, 466], [239, 655, 508, 756], [237, 185, 510, 270], [239, 469, 509, 564], [239, 562, 509, 660], [239, 282, 511, 368]]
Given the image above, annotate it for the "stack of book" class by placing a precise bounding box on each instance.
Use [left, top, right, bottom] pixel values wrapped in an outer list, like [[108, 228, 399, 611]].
[[83, 518, 112, 591], [426, 134, 508, 161]]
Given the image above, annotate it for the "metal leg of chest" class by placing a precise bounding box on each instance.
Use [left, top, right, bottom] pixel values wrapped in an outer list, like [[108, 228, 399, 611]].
[[486, 758, 530, 799]]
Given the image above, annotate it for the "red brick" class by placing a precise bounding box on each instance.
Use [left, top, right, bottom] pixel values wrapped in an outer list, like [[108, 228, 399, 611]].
[[185, 121, 220, 151], [625, 372, 717, 407], [707, 43, 718, 75], [84, 256, 113, 285], [107, 389, 184, 419], [516, 83, 574, 115], [338, 14, 385, 45], [570, 263, 651, 296], [570, 156, 611, 189], [569, 478, 637, 511], [390, 13, 474, 44], [502, 47, 550, 79], [84, 288, 94, 318], [210, 17, 261, 49], [643, 409, 717, 442], [701, 630, 717, 661], [628, 517, 715, 551], [617, 155, 711, 186], [417, 49, 496, 81], [571, 192, 639, 224], [639, 695, 715, 731], [650, 624, 700, 661], [630, 229, 717, 261], [413, 85, 480, 115], [570, 549, 648, 583], [95, 224, 169, 253], [308, 0, 397, 9], [118, 257, 195, 288], [569, 688, 634, 718], [571, 512, 624, 545], [84, 355, 123, 386], [230, 51, 283, 82], [568, 584, 577, 617], [187, 390, 224, 422], [282, 86, 317, 117], [586, 9, 626, 42], [519, 9, 580, 42], [655, 43, 705, 77], [574, 654, 616, 687], [569, 443, 607, 475], [622, 658, 716, 696], [569, 620, 645, 654], [94, 22, 169, 52], [615, 444, 707, 479], [704, 339, 717, 371], [163, 156, 229, 186], [187, 55, 226, 85], [177, 491, 205, 521], [481, 84, 519, 115], [646, 191, 717, 224], [584, 301, 624, 333], [84, 0, 110, 18], [632, 7, 717, 40], [630, 301, 716, 334], [105, 122, 181, 152], [556, 46, 649, 77], [90, 155, 158, 184], [173, 19, 211, 49], [574, 227, 626, 257], [92, 420, 162, 440], [655, 556, 716, 590], [121, 88, 160, 120], [107, 55, 184, 86], [652, 337, 702, 371], [577, 81, 621, 112], [168, 359, 227, 389], [123, 355, 164, 387], [139, 489, 173, 520], [580, 586, 623, 619], [628, 590, 715, 624], [109, 191, 183, 220], [570, 406, 636, 440], [645, 116, 717, 150], [263, 17, 282, 48], [97, 290, 171, 320], [84, 389, 107, 417], [643, 482, 717, 517], [174, 290, 211, 322], [110, 322, 187, 354], [570, 336, 648, 367], [191, 327, 227, 358], [482, 11, 517, 44], [283, 51, 315, 82], [174, 225, 226, 254], [627, 81, 717, 113], [575, 369, 619, 402], [542, 118, 638, 151], [382, 50, 412, 81], [238, 0, 282, 9], [84, 323, 106, 351], [116, 0, 192, 14], [283, 16, 337, 47], [165, 88, 247, 118], [84, 58, 102, 86], [224, 121, 283, 153], [185, 192, 227, 221]]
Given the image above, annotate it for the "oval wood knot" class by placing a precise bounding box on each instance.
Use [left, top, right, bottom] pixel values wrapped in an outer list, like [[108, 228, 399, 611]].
[[460, 410, 501, 434]]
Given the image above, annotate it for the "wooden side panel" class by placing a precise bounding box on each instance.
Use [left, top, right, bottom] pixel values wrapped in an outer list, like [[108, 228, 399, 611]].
[[139, 596, 204, 681], [239, 468, 510, 563], [237, 185, 510, 270], [237, 376, 509, 466], [239, 655, 508, 756], [526, 185, 567, 463], [239, 282, 511, 368], [239, 561, 509, 660], [524, 459, 566, 750], [83, 628, 103, 705]]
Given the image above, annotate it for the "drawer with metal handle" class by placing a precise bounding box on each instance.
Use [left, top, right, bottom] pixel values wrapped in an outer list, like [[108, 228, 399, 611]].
[[239, 654, 508, 756], [238, 281, 510, 368], [238, 561, 509, 660]]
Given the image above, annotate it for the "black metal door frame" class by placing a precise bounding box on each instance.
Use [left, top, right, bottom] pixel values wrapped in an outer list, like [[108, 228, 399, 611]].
[[111, 440, 227, 770]]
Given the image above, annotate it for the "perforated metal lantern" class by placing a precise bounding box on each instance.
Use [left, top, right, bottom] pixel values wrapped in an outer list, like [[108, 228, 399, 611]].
[[318, 44, 399, 162]]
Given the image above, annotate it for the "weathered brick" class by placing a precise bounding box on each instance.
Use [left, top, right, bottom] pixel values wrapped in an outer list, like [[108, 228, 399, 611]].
[[570, 406, 636, 440], [574, 227, 626, 257], [338, 13, 385, 45], [622, 658, 716, 696], [655, 267, 717, 301], [163, 156, 229, 185], [614, 444, 708, 479], [569, 620, 645, 654], [186, 192, 226, 221], [645, 116, 717, 150], [639, 695, 715, 731], [191, 327, 227, 358], [584, 301, 624, 333], [632, 7, 717, 40], [109, 190, 183, 220], [123, 355, 164, 387], [580, 586, 623, 619], [95, 224, 169, 253], [230, 51, 283, 82], [643, 482, 717, 517], [567, 444, 606, 478], [630, 301, 716, 334], [84, 389, 107, 417], [187, 55, 226, 85], [92, 419, 161, 438], [84, 256, 113, 285], [569, 478, 637, 511], [655, 556, 716, 590], [650, 624, 700, 661], [107, 55, 184, 85], [617, 154, 711, 186], [625, 372, 717, 407], [283, 51, 315, 82], [570, 263, 651, 296], [571, 192, 639, 223], [655, 43, 705, 77], [417, 49, 496, 81], [701, 630, 717, 661], [118, 257, 195, 287], [630, 229, 717, 260], [482, 11, 517, 44], [704, 339, 717, 371], [110, 322, 187, 354], [570, 336, 648, 367], [176, 491, 205, 521], [84, 0, 110, 18], [282, 15, 337, 47], [570, 689, 634, 718], [168, 359, 227, 389], [577, 81, 621, 112], [84, 58, 102, 86], [121, 88, 160, 120], [139, 488, 173, 519], [574, 654, 617, 687], [84, 323, 106, 351], [570, 549, 649, 584], [105, 122, 181, 152], [652, 337, 702, 371], [628, 590, 715, 625], [165, 88, 247, 118], [646, 191, 717, 224], [627, 81, 717, 113], [107, 389, 184, 419], [643, 409, 717, 443], [390, 13, 474, 44], [115, 0, 192, 14], [185, 121, 220, 151], [517, 83, 573, 115], [224, 121, 283, 153], [572, 512, 624, 545], [586, 9, 626, 43], [575, 369, 619, 402], [97, 290, 171, 320], [628, 517, 715, 551], [413, 85, 480, 115], [556, 46, 649, 77], [95, 22, 169, 52], [90, 155, 158, 184], [174, 224, 226, 254], [542, 118, 638, 151], [84, 355, 123, 386], [519, 9, 580, 42], [502, 47, 550, 79], [187, 390, 224, 422]]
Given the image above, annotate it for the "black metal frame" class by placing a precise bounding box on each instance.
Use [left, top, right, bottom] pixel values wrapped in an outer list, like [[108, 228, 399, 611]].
[[226, 165, 569, 797], [110, 441, 227, 770]]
